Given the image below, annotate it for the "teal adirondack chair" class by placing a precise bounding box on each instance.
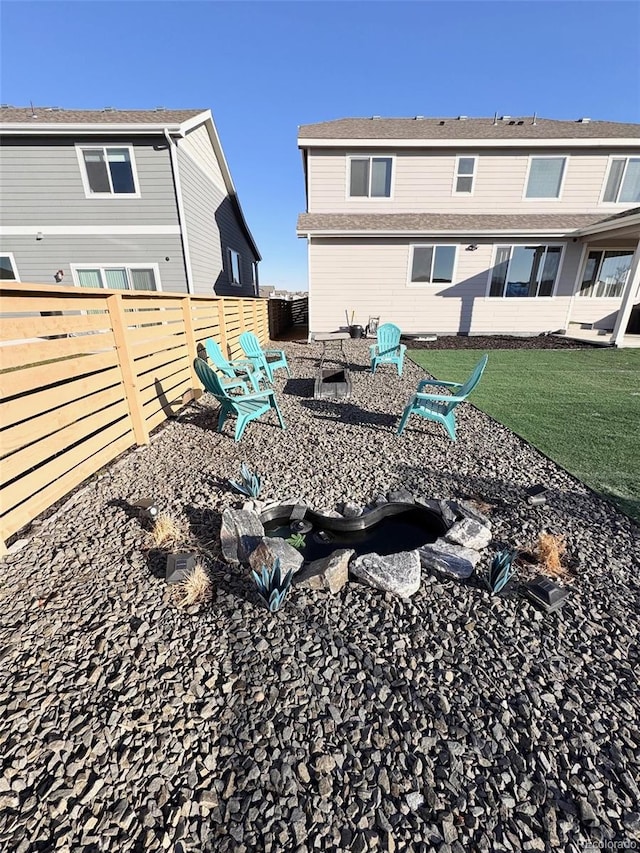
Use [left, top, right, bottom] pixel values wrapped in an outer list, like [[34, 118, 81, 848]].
[[239, 332, 290, 383], [193, 357, 286, 442], [397, 354, 488, 440], [204, 337, 266, 393], [370, 323, 407, 376]]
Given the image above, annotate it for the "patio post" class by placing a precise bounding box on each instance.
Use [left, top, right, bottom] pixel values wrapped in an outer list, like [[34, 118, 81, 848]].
[[611, 238, 640, 347]]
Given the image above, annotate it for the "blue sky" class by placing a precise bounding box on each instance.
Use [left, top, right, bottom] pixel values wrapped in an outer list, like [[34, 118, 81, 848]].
[[1, 1, 639, 290]]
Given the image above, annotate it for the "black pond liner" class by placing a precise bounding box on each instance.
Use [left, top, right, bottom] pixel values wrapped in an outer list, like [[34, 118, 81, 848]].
[[260, 502, 449, 565]]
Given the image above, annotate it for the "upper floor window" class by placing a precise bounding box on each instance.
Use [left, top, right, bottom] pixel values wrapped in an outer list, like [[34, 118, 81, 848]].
[[409, 245, 456, 284], [1, 253, 20, 281], [525, 157, 566, 199], [76, 145, 139, 197], [577, 250, 633, 298], [488, 245, 562, 297], [349, 156, 392, 198], [228, 249, 242, 286], [602, 158, 640, 203], [73, 264, 158, 291], [454, 156, 477, 194]]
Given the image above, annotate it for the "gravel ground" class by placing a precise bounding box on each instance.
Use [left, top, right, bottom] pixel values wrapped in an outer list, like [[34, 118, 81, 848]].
[[1, 339, 639, 853]]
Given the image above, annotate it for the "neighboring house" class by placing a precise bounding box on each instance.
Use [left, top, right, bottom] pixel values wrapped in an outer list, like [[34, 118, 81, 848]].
[[0, 106, 260, 296], [297, 116, 640, 345]]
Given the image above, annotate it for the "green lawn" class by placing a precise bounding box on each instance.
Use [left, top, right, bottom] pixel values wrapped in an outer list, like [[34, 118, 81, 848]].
[[409, 348, 640, 523]]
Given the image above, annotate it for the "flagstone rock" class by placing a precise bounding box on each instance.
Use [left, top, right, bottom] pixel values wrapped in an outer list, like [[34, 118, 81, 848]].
[[351, 550, 421, 598], [418, 540, 481, 580], [297, 549, 353, 593], [444, 518, 492, 550]]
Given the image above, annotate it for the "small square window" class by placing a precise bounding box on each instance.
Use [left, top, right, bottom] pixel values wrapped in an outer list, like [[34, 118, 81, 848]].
[[410, 245, 456, 284], [349, 157, 392, 198], [603, 158, 640, 203], [454, 156, 476, 194], [525, 157, 566, 199], [77, 145, 139, 196]]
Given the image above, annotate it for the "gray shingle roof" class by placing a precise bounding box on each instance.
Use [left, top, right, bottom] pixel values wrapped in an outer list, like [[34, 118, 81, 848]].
[[296, 213, 608, 233], [298, 117, 640, 140], [0, 107, 206, 125]]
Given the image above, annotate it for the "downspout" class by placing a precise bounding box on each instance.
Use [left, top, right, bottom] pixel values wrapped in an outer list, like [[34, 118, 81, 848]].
[[164, 128, 194, 295]]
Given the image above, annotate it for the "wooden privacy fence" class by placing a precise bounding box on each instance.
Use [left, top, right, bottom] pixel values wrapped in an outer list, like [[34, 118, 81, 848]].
[[0, 282, 269, 553]]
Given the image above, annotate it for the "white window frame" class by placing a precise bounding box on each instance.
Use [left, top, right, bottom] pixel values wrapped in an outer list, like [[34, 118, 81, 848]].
[[70, 263, 162, 291], [485, 244, 565, 298], [574, 246, 635, 298], [228, 248, 242, 286], [522, 155, 568, 201], [75, 144, 141, 199], [599, 155, 640, 205], [346, 154, 395, 199], [407, 244, 458, 287], [452, 155, 477, 195], [0, 252, 21, 281]]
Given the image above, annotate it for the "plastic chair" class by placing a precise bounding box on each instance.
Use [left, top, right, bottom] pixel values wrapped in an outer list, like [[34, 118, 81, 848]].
[[239, 332, 290, 382], [370, 323, 406, 376], [397, 355, 488, 440], [205, 337, 265, 392], [193, 357, 286, 442]]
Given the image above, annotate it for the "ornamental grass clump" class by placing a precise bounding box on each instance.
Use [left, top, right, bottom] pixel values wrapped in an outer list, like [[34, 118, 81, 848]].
[[172, 562, 213, 609], [252, 557, 294, 612], [149, 513, 190, 550], [534, 532, 567, 578]]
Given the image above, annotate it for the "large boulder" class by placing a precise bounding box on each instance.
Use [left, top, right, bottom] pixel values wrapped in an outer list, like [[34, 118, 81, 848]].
[[297, 549, 353, 593], [351, 550, 421, 598], [249, 537, 304, 577], [220, 509, 264, 566], [418, 539, 481, 580], [444, 518, 492, 550]]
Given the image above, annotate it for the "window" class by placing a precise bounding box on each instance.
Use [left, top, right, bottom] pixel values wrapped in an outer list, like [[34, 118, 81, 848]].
[[525, 157, 566, 199], [488, 245, 562, 297], [73, 265, 159, 291], [251, 261, 259, 295], [0, 253, 20, 281], [409, 245, 456, 284], [77, 145, 139, 196], [577, 250, 633, 298], [228, 249, 241, 286], [602, 158, 640, 203], [454, 156, 476, 194], [349, 157, 392, 197]]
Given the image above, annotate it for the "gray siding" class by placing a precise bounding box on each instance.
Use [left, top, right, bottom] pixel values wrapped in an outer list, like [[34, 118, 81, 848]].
[[0, 136, 179, 225], [0, 234, 187, 292], [177, 147, 257, 297]]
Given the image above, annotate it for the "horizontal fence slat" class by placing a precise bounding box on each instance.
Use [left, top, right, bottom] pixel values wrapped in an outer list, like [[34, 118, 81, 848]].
[[1, 383, 126, 456], [1, 312, 110, 340], [0, 330, 115, 371], [1, 351, 119, 400], [1, 295, 110, 315], [139, 365, 192, 406]]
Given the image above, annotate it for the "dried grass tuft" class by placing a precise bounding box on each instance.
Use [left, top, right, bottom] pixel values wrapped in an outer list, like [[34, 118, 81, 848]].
[[149, 513, 190, 550], [172, 562, 214, 609], [534, 532, 567, 577]]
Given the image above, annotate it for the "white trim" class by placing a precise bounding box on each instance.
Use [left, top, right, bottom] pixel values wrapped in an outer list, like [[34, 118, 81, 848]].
[[565, 242, 589, 325], [227, 248, 242, 287], [164, 129, 194, 295], [346, 154, 395, 199], [299, 137, 640, 149], [598, 154, 640, 205], [70, 262, 163, 292], [0, 225, 181, 236], [572, 213, 640, 237], [522, 154, 569, 201], [0, 251, 21, 281], [573, 246, 636, 299], [484, 243, 566, 298], [1, 122, 189, 134], [75, 144, 141, 199], [406, 243, 458, 286], [452, 155, 477, 196]]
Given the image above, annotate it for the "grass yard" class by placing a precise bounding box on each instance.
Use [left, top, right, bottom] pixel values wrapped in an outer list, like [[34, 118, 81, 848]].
[[409, 348, 640, 523]]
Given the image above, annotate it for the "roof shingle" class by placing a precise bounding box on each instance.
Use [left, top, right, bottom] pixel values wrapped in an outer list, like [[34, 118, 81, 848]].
[[298, 116, 640, 140], [0, 107, 206, 125], [296, 212, 609, 233]]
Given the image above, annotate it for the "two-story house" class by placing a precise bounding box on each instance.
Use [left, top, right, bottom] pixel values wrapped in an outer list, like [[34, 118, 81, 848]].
[[297, 116, 640, 346], [0, 107, 260, 296]]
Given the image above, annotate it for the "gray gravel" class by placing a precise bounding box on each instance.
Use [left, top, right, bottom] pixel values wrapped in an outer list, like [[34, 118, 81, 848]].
[[1, 339, 639, 853]]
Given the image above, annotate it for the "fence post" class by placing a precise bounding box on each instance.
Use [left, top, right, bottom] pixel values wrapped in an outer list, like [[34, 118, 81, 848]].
[[107, 293, 149, 446], [181, 296, 200, 387], [217, 298, 228, 356]]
